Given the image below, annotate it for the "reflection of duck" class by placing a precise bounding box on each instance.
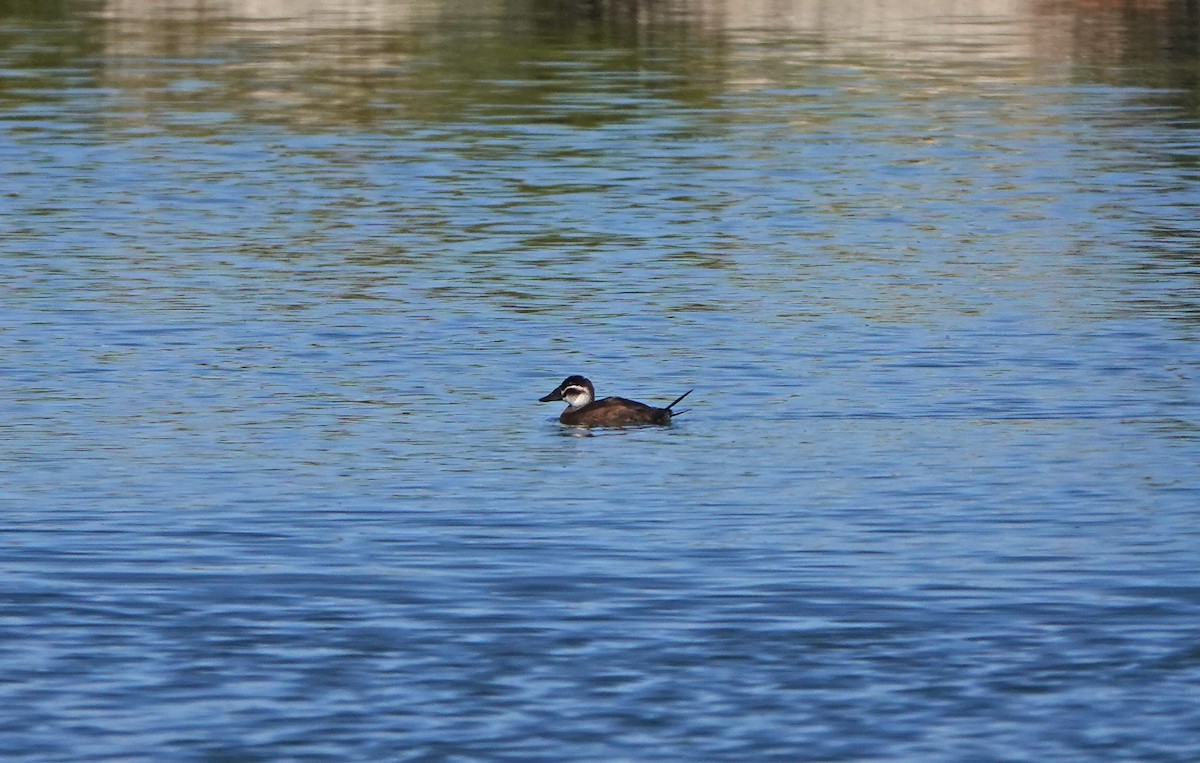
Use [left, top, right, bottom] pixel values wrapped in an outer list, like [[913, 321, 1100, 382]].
[[539, 375, 692, 427]]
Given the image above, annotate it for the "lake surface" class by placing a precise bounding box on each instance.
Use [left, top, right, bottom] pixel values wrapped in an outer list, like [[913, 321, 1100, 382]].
[[2, 0, 1199, 760]]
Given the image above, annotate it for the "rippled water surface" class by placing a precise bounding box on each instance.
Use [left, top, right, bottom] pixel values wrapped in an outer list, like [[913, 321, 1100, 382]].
[[3, 0, 1200, 760]]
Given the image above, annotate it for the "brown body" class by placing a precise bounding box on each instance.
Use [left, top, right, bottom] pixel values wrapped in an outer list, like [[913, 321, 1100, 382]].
[[540, 375, 692, 428], [558, 397, 673, 427]]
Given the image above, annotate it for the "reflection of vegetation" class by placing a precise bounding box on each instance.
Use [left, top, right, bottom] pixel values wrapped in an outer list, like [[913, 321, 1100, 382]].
[[0, 0, 71, 19], [5, 1, 1197, 129], [1035, 0, 1199, 115], [0, 3, 101, 110], [2, 0, 724, 133], [522, 0, 702, 47]]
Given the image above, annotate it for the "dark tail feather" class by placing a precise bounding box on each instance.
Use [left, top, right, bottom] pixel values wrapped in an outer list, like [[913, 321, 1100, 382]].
[[666, 389, 693, 411]]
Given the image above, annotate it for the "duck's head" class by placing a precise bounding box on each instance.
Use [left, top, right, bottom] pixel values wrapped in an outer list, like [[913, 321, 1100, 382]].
[[539, 375, 595, 408]]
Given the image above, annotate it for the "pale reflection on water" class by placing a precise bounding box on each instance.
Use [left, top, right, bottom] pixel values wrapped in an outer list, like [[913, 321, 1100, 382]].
[[2, 1, 1199, 761]]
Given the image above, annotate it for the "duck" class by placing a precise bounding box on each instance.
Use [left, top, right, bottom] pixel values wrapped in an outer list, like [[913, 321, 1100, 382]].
[[539, 375, 692, 427]]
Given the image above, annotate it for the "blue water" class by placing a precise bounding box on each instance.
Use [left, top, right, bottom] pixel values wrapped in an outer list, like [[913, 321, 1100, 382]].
[[2, 1, 1199, 760]]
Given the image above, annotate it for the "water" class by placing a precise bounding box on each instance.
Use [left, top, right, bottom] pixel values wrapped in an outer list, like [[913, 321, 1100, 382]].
[[2, 0, 1199, 759]]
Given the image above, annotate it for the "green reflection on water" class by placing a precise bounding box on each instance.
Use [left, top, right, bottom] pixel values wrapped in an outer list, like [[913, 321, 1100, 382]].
[[1, 1, 1196, 129]]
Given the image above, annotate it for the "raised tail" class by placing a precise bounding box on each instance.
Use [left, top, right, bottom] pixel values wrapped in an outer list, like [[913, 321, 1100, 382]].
[[666, 389, 693, 411]]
